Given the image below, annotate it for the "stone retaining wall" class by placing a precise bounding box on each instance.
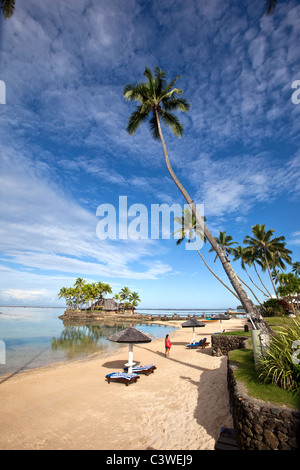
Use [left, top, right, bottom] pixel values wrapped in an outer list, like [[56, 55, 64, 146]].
[[227, 359, 300, 450], [211, 334, 249, 357]]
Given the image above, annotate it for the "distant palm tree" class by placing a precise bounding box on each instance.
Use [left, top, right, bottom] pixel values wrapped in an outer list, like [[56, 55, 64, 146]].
[[120, 286, 131, 298], [231, 245, 266, 306], [124, 66, 261, 319], [1, 0, 15, 19], [129, 291, 141, 314], [243, 224, 288, 297], [292, 261, 300, 277], [208, 231, 237, 262], [173, 209, 239, 300]]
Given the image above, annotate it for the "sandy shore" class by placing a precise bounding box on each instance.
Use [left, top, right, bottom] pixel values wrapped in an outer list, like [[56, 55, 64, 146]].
[[0, 317, 246, 450]]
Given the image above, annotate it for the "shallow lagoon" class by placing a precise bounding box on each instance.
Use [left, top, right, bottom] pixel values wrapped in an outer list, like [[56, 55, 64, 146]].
[[0, 306, 178, 377]]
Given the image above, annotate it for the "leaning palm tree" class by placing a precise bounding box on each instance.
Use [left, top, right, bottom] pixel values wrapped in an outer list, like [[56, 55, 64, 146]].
[[232, 245, 269, 298], [173, 209, 239, 300], [1, 0, 15, 19], [123, 67, 269, 334], [231, 245, 266, 306]]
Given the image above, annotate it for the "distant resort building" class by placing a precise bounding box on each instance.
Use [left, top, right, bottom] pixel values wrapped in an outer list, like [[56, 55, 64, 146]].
[[94, 298, 124, 311]]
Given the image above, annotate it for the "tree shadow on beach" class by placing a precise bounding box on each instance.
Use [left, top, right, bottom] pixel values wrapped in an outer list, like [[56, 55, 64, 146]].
[[0, 345, 51, 385], [137, 345, 211, 373], [137, 344, 231, 442], [179, 356, 232, 442]]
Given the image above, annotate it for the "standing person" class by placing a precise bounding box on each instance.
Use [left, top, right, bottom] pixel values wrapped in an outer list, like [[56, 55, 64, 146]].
[[165, 334, 172, 357]]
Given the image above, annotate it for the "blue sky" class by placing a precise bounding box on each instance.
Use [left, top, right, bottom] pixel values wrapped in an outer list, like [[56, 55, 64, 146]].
[[0, 0, 299, 309]]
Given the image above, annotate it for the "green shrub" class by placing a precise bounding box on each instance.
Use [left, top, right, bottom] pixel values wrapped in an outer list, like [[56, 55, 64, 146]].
[[261, 298, 288, 317], [258, 319, 300, 393]]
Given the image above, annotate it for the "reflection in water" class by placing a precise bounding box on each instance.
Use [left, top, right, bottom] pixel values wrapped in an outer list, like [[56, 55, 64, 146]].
[[0, 306, 178, 377], [51, 324, 125, 359]]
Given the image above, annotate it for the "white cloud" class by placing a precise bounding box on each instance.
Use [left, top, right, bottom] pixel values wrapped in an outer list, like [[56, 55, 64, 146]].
[[0, 145, 173, 291]]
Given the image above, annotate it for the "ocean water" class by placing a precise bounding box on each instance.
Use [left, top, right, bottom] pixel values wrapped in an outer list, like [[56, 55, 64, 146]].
[[0, 306, 180, 377]]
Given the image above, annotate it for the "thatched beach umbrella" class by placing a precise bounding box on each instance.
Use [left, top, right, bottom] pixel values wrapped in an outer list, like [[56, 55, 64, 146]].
[[213, 315, 230, 332], [107, 327, 154, 373], [181, 318, 206, 344]]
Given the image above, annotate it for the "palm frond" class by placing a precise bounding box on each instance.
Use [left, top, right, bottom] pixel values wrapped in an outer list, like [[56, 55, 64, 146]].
[[163, 97, 190, 112], [149, 115, 160, 139], [159, 109, 184, 138], [123, 83, 149, 103], [265, 0, 278, 15], [161, 75, 181, 96], [1, 0, 15, 19], [126, 105, 150, 135]]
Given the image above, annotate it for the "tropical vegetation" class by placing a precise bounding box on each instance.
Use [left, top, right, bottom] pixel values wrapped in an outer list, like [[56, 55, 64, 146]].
[[123, 66, 265, 329], [258, 318, 300, 393], [173, 215, 299, 315], [58, 278, 141, 313]]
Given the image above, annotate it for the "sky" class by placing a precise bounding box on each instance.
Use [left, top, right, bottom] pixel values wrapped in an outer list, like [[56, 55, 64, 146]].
[[0, 0, 299, 309]]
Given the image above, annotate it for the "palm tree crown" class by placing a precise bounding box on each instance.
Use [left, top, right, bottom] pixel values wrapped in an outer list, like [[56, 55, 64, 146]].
[[208, 231, 237, 262], [124, 66, 190, 139], [243, 224, 289, 296]]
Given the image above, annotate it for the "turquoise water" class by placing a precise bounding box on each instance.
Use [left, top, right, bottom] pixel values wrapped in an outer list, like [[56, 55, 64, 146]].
[[0, 306, 178, 377]]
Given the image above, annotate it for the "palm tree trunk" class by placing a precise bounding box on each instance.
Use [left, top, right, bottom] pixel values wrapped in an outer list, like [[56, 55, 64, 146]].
[[253, 262, 273, 298], [237, 275, 264, 307], [155, 109, 261, 317], [244, 265, 269, 297], [191, 239, 240, 300], [263, 252, 278, 297]]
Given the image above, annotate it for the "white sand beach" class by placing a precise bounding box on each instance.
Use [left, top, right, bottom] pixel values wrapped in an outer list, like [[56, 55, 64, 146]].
[[0, 317, 246, 450]]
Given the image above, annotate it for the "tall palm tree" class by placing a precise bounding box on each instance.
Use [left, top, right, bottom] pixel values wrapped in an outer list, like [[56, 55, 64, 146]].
[[292, 261, 300, 277], [231, 246, 266, 306], [123, 66, 265, 325], [1, 0, 15, 19], [173, 209, 239, 300], [129, 291, 141, 314], [268, 248, 292, 285], [243, 224, 288, 297], [243, 247, 273, 298], [232, 245, 269, 298], [120, 286, 131, 300], [208, 231, 237, 262]]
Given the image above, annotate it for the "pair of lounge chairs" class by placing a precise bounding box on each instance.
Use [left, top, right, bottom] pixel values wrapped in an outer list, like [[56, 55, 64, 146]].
[[105, 364, 156, 386], [187, 337, 210, 349]]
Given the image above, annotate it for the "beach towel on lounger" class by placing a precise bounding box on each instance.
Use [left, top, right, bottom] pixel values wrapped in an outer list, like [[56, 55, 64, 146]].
[[106, 372, 139, 380]]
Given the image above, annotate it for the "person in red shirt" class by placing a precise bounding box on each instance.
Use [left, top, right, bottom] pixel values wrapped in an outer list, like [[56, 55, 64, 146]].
[[165, 334, 172, 357]]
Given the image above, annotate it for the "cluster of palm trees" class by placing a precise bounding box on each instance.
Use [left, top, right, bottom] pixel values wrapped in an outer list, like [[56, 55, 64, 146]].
[[174, 214, 299, 309], [58, 278, 141, 313], [58, 278, 112, 311], [113, 287, 141, 314]]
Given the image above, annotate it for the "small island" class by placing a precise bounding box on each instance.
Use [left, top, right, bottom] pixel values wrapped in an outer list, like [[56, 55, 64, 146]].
[[58, 278, 146, 322]]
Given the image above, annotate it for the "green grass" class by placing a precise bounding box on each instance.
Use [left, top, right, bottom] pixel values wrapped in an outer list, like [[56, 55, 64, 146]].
[[229, 346, 299, 409], [227, 316, 300, 409], [221, 330, 251, 337], [221, 316, 295, 337]]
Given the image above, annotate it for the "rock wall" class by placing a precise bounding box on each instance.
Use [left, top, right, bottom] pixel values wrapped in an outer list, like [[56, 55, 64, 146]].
[[227, 360, 300, 450], [211, 334, 249, 357]]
